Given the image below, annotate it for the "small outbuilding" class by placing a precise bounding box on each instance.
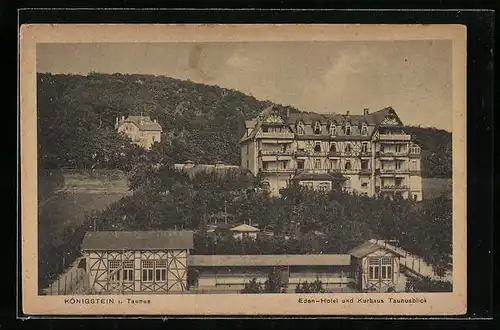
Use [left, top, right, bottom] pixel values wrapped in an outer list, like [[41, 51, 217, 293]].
[[349, 241, 404, 292]]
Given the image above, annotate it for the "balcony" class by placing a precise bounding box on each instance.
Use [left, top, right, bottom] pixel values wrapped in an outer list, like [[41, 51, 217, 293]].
[[256, 132, 295, 139], [359, 151, 372, 157], [380, 185, 410, 191], [259, 150, 294, 157], [328, 151, 342, 157], [359, 168, 372, 174], [260, 168, 296, 174], [409, 152, 421, 158], [377, 151, 409, 157], [378, 134, 411, 141], [377, 168, 410, 174], [295, 150, 307, 157]]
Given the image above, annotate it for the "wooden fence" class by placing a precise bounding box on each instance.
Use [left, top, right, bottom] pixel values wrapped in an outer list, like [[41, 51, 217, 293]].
[[41, 257, 88, 295]]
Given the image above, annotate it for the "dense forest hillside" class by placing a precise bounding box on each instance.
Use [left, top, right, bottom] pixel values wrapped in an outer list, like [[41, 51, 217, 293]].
[[37, 73, 451, 177]]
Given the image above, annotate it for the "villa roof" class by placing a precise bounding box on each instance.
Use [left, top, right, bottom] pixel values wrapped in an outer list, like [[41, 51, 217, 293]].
[[81, 230, 193, 251], [119, 116, 162, 132]]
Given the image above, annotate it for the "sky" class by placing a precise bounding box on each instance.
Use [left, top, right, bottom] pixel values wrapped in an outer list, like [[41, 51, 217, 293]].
[[37, 40, 452, 131]]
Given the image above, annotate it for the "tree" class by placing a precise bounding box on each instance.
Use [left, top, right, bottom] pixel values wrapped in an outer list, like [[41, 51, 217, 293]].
[[241, 278, 263, 293], [264, 267, 287, 293], [405, 276, 452, 292], [295, 277, 325, 293]]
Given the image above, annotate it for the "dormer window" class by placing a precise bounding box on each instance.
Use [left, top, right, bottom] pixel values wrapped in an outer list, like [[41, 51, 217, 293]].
[[361, 123, 368, 135], [345, 122, 351, 136], [330, 143, 337, 153], [297, 121, 305, 135], [314, 121, 322, 135], [329, 123, 337, 136], [314, 141, 322, 152]]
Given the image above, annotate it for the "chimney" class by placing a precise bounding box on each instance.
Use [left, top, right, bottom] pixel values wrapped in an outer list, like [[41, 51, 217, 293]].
[[346, 110, 350, 116], [153, 119, 157, 123], [115, 117, 119, 128], [363, 108, 369, 115], [286, 108, 290, 118], [121, 116, 125, 121]]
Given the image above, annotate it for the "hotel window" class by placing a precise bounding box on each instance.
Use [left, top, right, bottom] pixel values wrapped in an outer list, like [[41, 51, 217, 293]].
[[330, 143, 337, 153], [381, 257, 393, 280], [395, 161, 402, 170], [262, 182, 270, 191], [297, 122, 305, 135], [368, 257, 380, 280], [344, 144, 352, 153], [314, 121, 322, 135], [297, 159, 305, 169], [345, 122, 351, 136], [361, 160, 369, 170], [345, 160, 352, 170], [361, 123, 368, 135], [361, 142, 368, 153], [123, 260, 134, 282], [395, 144, 403, 153], [329, 124, 337, 136], [108, 260, 121, 282], [314, 159, 322, 169], [395, 178, 403, 187], [330, 160, 338, 170], [410, 160, 418, 170], [155, 260, 167, 282], [314, 142, 322, 152], [141, 260, 155, 282]]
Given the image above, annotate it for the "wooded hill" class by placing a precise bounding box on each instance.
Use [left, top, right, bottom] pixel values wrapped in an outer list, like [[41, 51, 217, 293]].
[[37, 72, 451, 177]]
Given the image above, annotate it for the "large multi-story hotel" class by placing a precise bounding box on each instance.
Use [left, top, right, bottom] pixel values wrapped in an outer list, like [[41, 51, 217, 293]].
[[240, 105, 422, 200]]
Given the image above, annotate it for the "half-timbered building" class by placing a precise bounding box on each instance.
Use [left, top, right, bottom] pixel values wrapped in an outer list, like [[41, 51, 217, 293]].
[[349, 241, 404, 292], [81, 230, 193, 294]]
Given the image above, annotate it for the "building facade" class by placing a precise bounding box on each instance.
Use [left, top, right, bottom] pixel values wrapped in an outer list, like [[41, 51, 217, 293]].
[[115, 115, 162, 149], [81, 230, 193, 294], [240, 106, 422, 200]]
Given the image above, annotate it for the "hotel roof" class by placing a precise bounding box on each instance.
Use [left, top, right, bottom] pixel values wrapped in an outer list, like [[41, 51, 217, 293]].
[[188, 254, 352, 267], [81, 230, 194, 251]]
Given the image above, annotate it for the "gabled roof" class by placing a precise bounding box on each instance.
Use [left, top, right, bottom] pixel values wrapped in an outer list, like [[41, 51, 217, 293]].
[[81, 230, 194, 251], [230, 224, 260, 232], [348, 241, 404, 258], [119, 116, 162, 132], [188, 254, 352, 267]]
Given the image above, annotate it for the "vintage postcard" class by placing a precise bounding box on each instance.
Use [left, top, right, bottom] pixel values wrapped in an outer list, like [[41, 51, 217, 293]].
[[20, 24, 466, 316]]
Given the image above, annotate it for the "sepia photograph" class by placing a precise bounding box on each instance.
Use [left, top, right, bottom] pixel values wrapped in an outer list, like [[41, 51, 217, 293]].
[[20, 24, 466, 315]]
